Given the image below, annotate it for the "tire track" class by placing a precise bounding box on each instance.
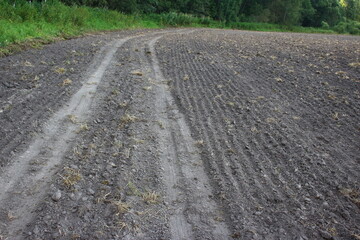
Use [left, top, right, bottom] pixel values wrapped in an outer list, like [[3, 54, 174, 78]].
[[0, 34, 143, 239], [147, 35, 231, 240]]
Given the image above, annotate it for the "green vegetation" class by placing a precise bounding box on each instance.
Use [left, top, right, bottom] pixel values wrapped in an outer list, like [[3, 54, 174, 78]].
[[0, 0, 161, 49], [0, 0, 359, 55]]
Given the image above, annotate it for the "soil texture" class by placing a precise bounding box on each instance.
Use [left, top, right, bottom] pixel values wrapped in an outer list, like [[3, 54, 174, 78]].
[[0, 29, 359, 240]]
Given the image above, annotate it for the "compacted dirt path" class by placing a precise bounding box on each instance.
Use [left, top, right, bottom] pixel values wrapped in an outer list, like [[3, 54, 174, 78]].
[[0, 29, 359, 239]]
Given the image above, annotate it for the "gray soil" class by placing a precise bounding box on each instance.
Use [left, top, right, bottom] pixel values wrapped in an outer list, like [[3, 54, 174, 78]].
[[0, 29, 359, 240]]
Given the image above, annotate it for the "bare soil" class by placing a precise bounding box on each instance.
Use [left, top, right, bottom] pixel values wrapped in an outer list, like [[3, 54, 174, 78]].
[[0, 29, 359, 240]]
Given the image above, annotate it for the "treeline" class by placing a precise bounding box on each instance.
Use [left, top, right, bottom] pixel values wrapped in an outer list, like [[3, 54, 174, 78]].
[[55, 0, 360, 27]]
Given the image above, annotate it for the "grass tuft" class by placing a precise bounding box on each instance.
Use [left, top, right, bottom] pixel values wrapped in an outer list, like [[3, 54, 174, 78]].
[[142, 191, 160, 204], [61, 167, 82, 187]]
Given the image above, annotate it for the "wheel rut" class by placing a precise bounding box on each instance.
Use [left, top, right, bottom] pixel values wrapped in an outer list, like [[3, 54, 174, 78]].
[[0, 35, 137, 239], [147, 35, 230, 240], [0, 29, 231, 240]]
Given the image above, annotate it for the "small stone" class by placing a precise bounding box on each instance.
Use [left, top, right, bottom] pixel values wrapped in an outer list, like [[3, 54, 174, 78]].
[[88, 188, 95, 195], [51, 190, 61, 202], [319, 230, 332, 240], [322, 201, 330, 208]]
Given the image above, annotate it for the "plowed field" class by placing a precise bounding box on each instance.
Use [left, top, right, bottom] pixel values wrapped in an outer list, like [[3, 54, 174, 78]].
[[0, 29, 359, 240]]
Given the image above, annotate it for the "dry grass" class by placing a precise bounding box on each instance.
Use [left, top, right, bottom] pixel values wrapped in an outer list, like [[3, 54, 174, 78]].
[[327, 227, 337, 236], [226, 101, 235, 107], [142, 191, 160, 204], [132, 138, 145, 144], [352, 234, 360, 240], [251, 126, 259, 133], [54, 67, 66, 74], [332, 112, 339, 120], [328, 94, 337, 100], [23, 61, 33, 67], [155, 120, 165, 129], [349, 62, 360, 67], [127, 182, 142, 196], [7, 212, 16, 221], [76, 123, 89, 133], [67, 114, 78, 124], [194, 140, 204, 147], [112, 200, 130, 215], [117, 221, 129, 231], [183, 74, 190, 81], [275, 77, 284, 82], [131, 70, 143, 76], [143, 86, 152, 91], [59, 78, 72, 86], [340, 188, 360, 207], [61, 167, 82, 187], [119, 114, 139, 128], [118, 102, 129, 108], [266, 117, 277, 123]]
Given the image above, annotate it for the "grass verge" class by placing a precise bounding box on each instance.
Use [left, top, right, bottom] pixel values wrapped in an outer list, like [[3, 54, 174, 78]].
[[1, 1, 358, 56]]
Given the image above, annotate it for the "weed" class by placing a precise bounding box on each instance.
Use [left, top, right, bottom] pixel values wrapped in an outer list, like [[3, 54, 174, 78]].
[[183, 75, 190, 81], [61, 167, 82, 187], [142, 191, 160, 204], [332, 112, 339, 120]]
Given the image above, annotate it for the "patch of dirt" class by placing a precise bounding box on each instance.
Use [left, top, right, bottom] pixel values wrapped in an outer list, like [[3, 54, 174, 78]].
[[0, 29, 359, 240]]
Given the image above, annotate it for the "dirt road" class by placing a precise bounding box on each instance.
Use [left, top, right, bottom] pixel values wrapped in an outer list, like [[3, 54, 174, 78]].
[[0, 29, 359, 240]]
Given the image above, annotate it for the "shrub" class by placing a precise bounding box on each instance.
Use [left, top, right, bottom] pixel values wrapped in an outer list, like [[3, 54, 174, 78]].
[[321, 21, 330, 29], [160, 12, 195, 26], [333, 21, 360, 34]]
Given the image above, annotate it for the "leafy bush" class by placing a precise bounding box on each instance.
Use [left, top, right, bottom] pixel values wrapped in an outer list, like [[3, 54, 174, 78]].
[[321, 21, 330, 29], [333, 21, 360, 34], [159, 12, 195, 26]]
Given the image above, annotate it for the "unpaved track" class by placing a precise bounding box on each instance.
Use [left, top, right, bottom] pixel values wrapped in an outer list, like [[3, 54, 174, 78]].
[[0, 29, 359, 239]]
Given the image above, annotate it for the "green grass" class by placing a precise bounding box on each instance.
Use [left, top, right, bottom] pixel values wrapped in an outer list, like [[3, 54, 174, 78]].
[[0, 0, 161, 54], [0, 0, 358, 56]]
